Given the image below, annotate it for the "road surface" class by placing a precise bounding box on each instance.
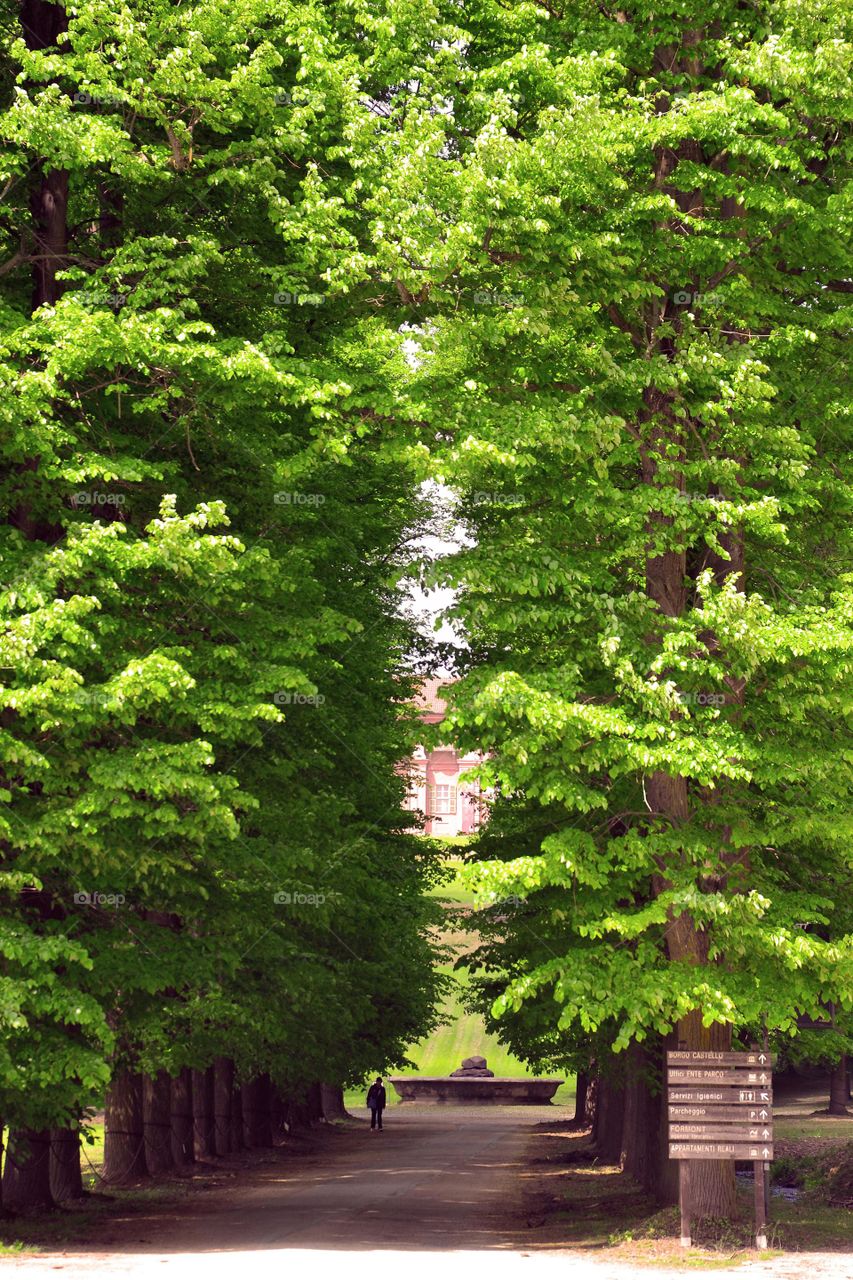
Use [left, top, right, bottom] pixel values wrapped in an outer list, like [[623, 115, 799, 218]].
[[7, 1105, 851, 1280]]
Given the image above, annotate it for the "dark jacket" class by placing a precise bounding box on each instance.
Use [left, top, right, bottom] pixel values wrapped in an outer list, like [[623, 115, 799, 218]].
[[367, 1083, 386, 1110]]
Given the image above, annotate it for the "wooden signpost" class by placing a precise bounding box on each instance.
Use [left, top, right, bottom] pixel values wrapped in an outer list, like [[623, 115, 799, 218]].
[[667, 1048, 773, 1249]]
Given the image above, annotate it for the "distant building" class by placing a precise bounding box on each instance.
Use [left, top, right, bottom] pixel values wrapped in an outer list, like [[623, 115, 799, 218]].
[[403, 678, 487, 836]]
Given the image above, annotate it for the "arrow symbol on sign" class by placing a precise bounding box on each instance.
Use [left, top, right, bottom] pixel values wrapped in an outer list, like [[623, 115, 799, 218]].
[[762, 1129, 771, 1138], [759, 1072, 767, 1083], [758, 1053, 768, 1064], [762, 1148, 770, 1158], [760, 1092, 770, 1101], [759, 1109, 769, 1119]]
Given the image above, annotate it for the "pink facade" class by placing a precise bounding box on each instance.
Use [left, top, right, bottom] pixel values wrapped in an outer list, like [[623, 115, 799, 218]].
[[403, 679, 487, 837]]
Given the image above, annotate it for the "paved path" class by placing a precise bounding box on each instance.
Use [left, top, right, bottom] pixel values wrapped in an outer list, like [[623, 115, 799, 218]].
[[8, 1106, 851, 1280]]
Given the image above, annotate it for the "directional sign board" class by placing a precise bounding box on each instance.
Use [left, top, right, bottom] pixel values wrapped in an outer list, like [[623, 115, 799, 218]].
[[667, 1049, 775, 1249], [670, 1124, 773, 1140], [667, 1069, 772, 1085], [666, 1050, 774, 1162], [668, 1087, 772, 1105], [667, 1050, 772, 1067], [669, 1106, 771, 1122], [669, 1142, 774, 1161]]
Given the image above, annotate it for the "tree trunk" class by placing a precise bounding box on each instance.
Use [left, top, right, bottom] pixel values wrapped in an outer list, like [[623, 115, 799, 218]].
[[585, 1075, 600, 1135], [8, 2, 68, 544], [320, 1083, 347, 1121], [192, 1066, 215, 1159], [213, 1057, 234, 1155], [594, 1077, 626, 1165], [2, 1128, 54, 1211], [242, 1075, 273, 1148], [621, 1041, 669, 1197], [829, 1055, 849, 1116], [305, 1081, 323, 1124], [143, 1071, 174, 1175], [573, 1071, 590, 1125], [103, 1070, 147, 1183], [638, 47, 748, 1213], [170, 1068, 194, 1167], [230, 1081, 244, 1152], [676, 1012, 737, 1217], [21, 2, 69, 309], [49, 1127, 83, 1201]]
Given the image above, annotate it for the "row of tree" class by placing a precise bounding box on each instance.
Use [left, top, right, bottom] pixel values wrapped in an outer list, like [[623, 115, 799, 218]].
[[0, 0, 445, 1212], [397, 0, 852, 1220]]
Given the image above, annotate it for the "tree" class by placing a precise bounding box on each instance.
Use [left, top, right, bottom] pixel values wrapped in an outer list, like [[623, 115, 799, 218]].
[[1, 0, 446, 1204], [368, 0, 853, 1218]]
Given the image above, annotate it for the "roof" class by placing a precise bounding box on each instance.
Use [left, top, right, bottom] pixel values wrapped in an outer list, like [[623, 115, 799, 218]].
[[413, 676, 450, 720]]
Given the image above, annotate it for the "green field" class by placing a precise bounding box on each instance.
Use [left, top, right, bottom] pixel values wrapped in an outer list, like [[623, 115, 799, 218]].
[[346, 859, 575, 1110]]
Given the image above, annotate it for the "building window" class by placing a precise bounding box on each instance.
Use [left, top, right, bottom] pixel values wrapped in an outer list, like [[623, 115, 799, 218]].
[[429, 783, 457, 815]]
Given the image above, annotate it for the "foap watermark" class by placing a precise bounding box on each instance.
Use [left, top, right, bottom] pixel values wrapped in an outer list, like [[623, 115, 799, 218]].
[[74, 891, 126, 907], [274, 691, 326, 706], [273, 290, 325, 307], [274, 491, 325, 506], [676, 492, 723, 504], [72, 90, 124, 111], [274, 890, 326, 906], [72, 491, 126, 506], [78, 290, 128, 312], [472, 289, 524, 308], [470, 492, 524, 508], [677, 691, 725, 707], [273, 89, 311, 107], [71, 689, 113, 708], [670, 288, 726, 308], [492, 893, 528, 909]]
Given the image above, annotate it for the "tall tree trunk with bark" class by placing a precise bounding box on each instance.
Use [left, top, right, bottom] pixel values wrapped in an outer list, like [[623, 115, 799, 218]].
[[230, 1081, 244, 1152], [213, 1057, 234, 1155], [573, 1071, 590, 1126], [621, 1042, 668, 1197], [21, 0, 69, 314], [170, 1069, 194, 1167], [242, 1075, 273, 1148], [103, 1071, 147, 1183], [829, 1055, 849, 1116], [305, 1081, 323, 1124], [320, 1083, 347, 1121], [49, 1127, 83, 1201], [2, 1128, 54, 1211], [594, 1078, 627, 1165], [192, 1067, 215, 1159], [585, 1075, 600, 1136], [643, 423, 739, 1216], [143, 1071, 174, 1175]]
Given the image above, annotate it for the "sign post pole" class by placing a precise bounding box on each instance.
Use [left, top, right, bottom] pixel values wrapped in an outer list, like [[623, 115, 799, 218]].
[[679, 1161, 691, 1247], [754, 1160, 767, 1248]]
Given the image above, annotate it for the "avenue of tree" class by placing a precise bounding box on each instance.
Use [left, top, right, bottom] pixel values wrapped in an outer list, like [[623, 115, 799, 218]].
[[0, 0, 850, 1226], [0, 0, 447, 1212]]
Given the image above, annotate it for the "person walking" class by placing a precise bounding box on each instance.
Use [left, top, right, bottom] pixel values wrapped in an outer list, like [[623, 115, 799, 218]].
[[366, 1077, 387, 1130]]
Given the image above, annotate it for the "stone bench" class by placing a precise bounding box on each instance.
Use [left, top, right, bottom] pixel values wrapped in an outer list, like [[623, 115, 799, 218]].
[[389, 1076, 564, 1105], [389, 1057, 563, 1105]]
